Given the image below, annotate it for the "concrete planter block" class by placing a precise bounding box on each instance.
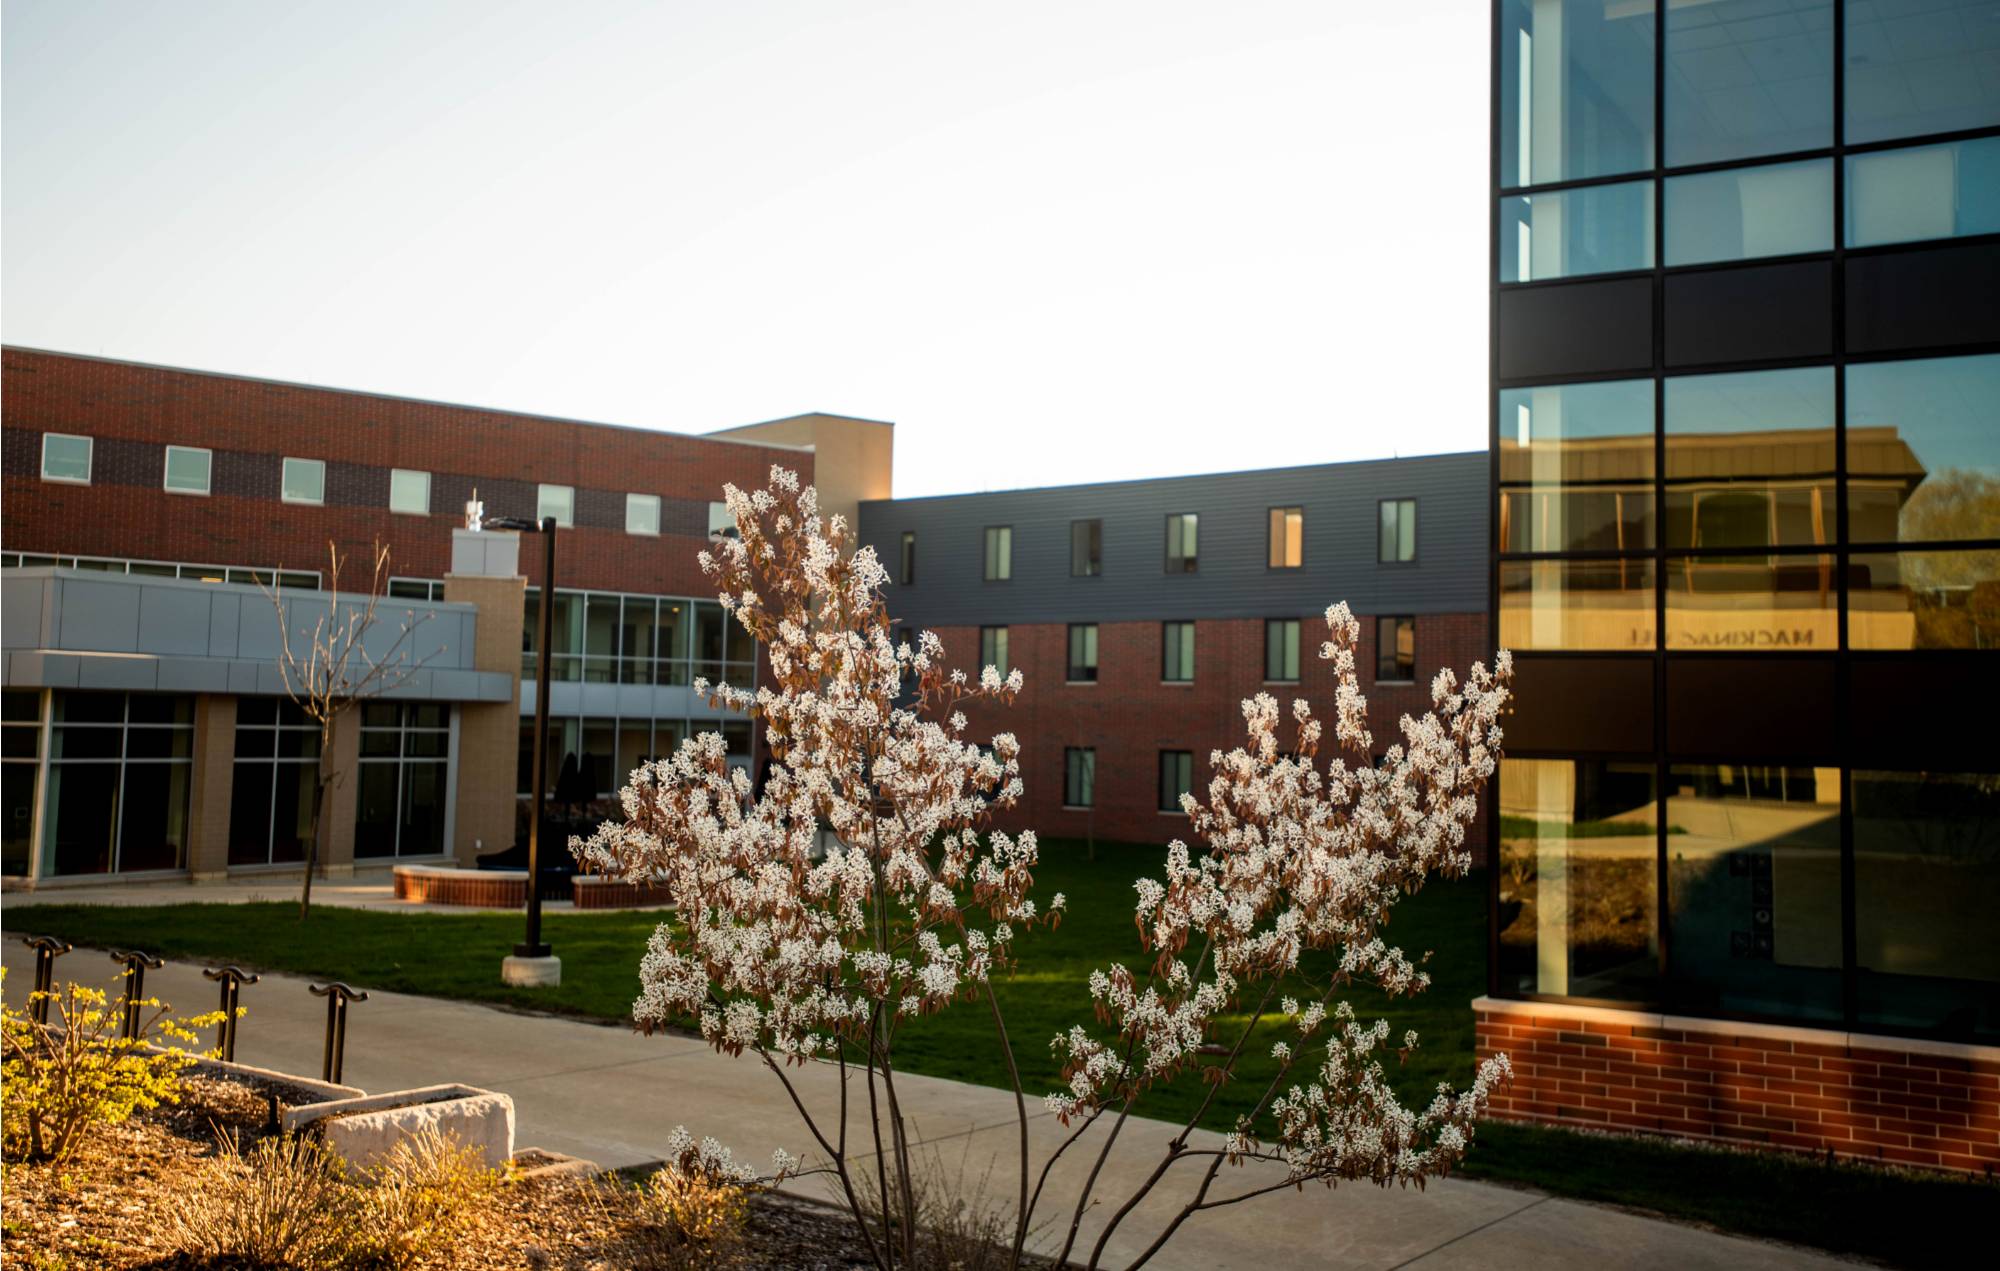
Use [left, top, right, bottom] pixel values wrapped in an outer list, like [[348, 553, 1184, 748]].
[[283, 1083, 515, 1175]]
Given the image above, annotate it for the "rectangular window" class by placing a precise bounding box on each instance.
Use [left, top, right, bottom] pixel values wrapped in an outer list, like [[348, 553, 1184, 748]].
[[1665, 554, 1837, 651], [979, 626, 1009, 675], [163, 445, 212, 496], [899, 531, 915, 585], [43, 692, 193, 876], [1378, 499, 1416, 563], [1376, 616, 1415, 683], [626, 493, 660, 536], [354, 702, 451, 859], [1664, 159, 1833, 267], [1500, 0, 1655, 187], [1665, 0, 1831, 168], [280, 457, 325, 505], [1066, 624, 1098, 682], [1664, 367, 1836, 551], [1267, 507, 1303, 569], [1064, 747, 1096, 809], [1070, 519, 1102, 577], [1846, 136, 2000, 249], [1500, 558, 1658, 651], [1846, 354, 2000, 547], [1158, 750, 1193, 814], [2, 691, 40, 877], [229, 697, 319, 867], [1165, 513, 1198, 573], [1162, 621, 1195, 682], [984, 526, 1012, 581], [41, 433, 92, 484], [1845, 2, 2000, 145], [389, 468, 430, 516], [538, 484, 575, 528], [1264, 619, 1300, 682], [1500, 180, 1654, 282], [1499, 379, 1656, 553], [1850, 550, 2000, 651], [707, 500, 737, 539]]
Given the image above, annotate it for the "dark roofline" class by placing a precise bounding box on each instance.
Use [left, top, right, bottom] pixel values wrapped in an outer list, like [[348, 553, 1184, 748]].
[[860, 449, 1486, 507]]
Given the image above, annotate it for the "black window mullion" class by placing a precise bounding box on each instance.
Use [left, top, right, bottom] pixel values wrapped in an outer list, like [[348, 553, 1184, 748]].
[[1833, 0, 1858, 1029], [1651, 0, 1670, 1000]]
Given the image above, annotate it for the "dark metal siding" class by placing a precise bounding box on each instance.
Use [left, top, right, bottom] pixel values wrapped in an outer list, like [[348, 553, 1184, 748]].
[[857, 452, 1486, 627]]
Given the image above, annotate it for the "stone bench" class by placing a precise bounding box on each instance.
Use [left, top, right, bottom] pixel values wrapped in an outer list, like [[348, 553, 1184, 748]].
[[392, 863, 527, 908]]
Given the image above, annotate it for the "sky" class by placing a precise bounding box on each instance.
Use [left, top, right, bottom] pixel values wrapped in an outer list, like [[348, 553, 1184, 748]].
[[3, 1, 1490, 498]]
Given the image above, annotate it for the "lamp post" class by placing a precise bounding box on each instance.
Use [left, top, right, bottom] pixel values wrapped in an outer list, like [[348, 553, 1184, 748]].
[[478, 509, 560, 985]]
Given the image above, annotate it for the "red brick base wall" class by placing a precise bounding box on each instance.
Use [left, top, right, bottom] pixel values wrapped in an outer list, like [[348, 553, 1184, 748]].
[[392, 866, 526, 908], [1474, 997, 2000, 1173], [571, 878, 673, 909]]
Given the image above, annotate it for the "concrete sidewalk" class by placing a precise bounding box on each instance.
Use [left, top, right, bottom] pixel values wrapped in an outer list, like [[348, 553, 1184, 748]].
[[0, 868, 659, 916], [0, 939, 1857, 1270]]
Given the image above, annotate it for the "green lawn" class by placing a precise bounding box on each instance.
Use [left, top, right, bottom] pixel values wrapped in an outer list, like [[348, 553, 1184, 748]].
[[13, 841, 1992, 1267]]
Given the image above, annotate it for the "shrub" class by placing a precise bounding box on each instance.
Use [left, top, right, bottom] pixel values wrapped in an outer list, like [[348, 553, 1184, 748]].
[[622, 1127, 755, 1270], [356, 1126, 502, 1269], [164, 1132, 363, 1269]]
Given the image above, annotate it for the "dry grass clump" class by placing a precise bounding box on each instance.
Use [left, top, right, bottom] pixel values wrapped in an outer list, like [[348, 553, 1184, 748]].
[[855, 1138, 1026, 1271], [356, 1127, 503, 1268]]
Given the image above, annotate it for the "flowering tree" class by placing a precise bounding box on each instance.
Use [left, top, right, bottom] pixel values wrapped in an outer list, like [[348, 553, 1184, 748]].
[[576, 468, 1513, 1271]]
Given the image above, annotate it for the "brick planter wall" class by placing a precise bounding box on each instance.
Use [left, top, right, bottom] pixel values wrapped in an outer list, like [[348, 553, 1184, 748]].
[[571, 877, 673, 909], [393, 865, 526, 908], [1474, 996, 2000, 1174]]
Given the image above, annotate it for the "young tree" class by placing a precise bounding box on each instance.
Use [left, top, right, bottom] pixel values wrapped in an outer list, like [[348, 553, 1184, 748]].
[[265, 542, 432, 919], [576, 469, 1514, 1270]]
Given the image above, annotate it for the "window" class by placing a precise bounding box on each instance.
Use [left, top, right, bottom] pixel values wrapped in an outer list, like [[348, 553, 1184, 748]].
[[707, 500, 737, 539], [1376, 616, 1415, 683], [1847, 137, 2000, 249], [1664, 159, 1833, 266], [281, 457, 325, 505], [1666, 0, 1832, 168], [899, 531, 915, 585], [41, 433, 91, 484], [389, 469, 430, 516], [979, 626, 1009, 675], [1850, 550, 2000, 650], [1500, 0, 1656, 187], [1165, 513, 1198, 573], [1847, 354, 2000, 546], [1264, 619, 1300, 682], [3, 691, 43, 877], [162, 445, 211, 495], [388, 578, 446, 602], [1378, 499, 1416, 563], [1500, 558, 1658, 651], [1064, 748, 1096, 809], [1066, 624, 1098, 683], [1846, 0, 2000, 145], [229, 697, 319, 867], [626, 493, 660, 536], [537, 484, 574, 528], [694, 598, 755, 687], [1664, 367, 1836, 550], [1500, 181, 1654, 282], [1070, 519, 1102, 577], [1267, 507, 1303, 569], [1162, 621, 1195, 683], [1499, 379, 1656, 553], [984, 526, 1012, 581], [1665, 554, 1838, 650], [42, 693, 193, 876], [1158, 750, 1193, 814], [354, 702, 450, 859]]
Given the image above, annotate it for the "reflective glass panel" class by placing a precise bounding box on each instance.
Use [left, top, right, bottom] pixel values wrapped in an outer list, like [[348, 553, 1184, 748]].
[[4, 765, 37, 876], [1500, 558, 1657, 651], [117, 762, 189, 871], [1849, 549, 2000, 649], [1854, 770, 2000, 1041], [1500, 0, 1657, 186], [164, 446, 212, 495], [1665, 0, 1833, 167], [282, 458, 325, 504], [626, 493, 660, 535], [1664, 367, 1836, 550], [1500, 181, 1654, 282], [1664, 159, 1833, 265], [1845, 0, 2000, 145], [1665, 553, 1837, 650], [1665, 762, 1843, 1020], [537, 484, 574, 528], [1498, 759, 1658, 1002], [389, 469, 430, 515], [1845, 354, 2000, 546], [1846, 136, 2000, 248], [1499, 379, 1656, 553]]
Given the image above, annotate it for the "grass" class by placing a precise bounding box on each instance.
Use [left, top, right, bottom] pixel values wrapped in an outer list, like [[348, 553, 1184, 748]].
[[14, 840, 1992, 1267]]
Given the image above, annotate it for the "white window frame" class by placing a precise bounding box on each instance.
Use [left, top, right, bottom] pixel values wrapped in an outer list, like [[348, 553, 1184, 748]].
[[281, 457, 326, 505], [389, 468, 431, 516], [538, 484, 575, 528], [162, 445, 212, 496], [627, 493, 661, 536], [40, 433, 92, 485]]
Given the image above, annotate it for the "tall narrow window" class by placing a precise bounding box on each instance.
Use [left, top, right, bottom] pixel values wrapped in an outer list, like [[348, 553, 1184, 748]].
[[1267, 507, 1303, 569], [40, 433, 92, 484], [984, 526, 1012, 581], [281, 458, 326, 505], [537, 484, 575, 528], [1264, 619, 1301, 682], [353, 702, 450, 859], [1070, 519, 1102, 577], [1376, 616, 1415, 683], [1064, 748, 1096, 809], [899, 531, 916, 585], [1378, 499, 1416, 563], [1158, 750, 1193, 814], [164, 446, 212, 496], [1165, 513, 1198, 572], [626, 493, 661, 536], [1162, 621, 1195, 683], [229, 697, 319, 866], [979, 626, 1009, 675], [1066, 624, 1099, 682], [389, 469, 430, 515]]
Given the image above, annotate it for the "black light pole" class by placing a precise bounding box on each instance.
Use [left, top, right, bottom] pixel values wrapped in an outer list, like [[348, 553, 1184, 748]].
[[485, 514, 556, 961]]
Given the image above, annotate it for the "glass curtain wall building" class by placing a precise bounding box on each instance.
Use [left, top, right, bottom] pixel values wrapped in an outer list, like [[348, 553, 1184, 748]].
[[1491, 1, 2000, 1044]]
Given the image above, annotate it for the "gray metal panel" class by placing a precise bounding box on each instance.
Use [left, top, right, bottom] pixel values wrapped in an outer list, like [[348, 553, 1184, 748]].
[[855, 453, 1487, 628], [137, 585, 212, 656], [56, 579, 142, 651], [1, 577, 46, 649], [155, 659, 231, 694], [208, 592, 242, 656], [76, 655, 159, 692], [228, 661, 261, 694]]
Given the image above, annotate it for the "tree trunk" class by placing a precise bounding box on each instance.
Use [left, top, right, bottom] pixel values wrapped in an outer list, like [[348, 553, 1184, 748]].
[[301, 749, 332, 921]]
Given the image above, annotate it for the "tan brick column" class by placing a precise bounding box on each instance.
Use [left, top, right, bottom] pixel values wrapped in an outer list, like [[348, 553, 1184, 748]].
[[320, 710, 362, 875], [444, 572, 526, 866], [186, 694, 237, 880]]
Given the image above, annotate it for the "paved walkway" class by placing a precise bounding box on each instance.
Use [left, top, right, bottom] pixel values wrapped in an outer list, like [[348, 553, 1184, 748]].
[[0, 936, 1858, 1270], [0, 868, 656, 916]]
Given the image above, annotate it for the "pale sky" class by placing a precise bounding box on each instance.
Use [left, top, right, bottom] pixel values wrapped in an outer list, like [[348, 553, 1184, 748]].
[[3, 1, 1490, 498]]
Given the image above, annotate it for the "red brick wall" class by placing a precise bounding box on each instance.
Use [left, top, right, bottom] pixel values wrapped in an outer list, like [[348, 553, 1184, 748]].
[[929, 612, 1492, 852], [1475, 997, 2000, 1173], [1, 348, 807, 597], [392, 866, 526, 908]]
